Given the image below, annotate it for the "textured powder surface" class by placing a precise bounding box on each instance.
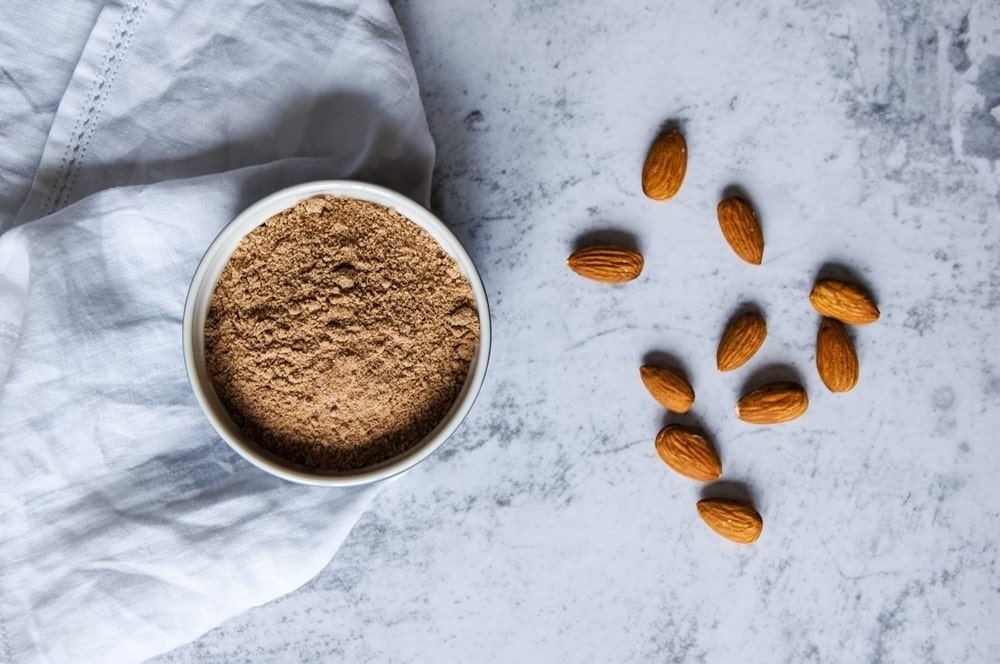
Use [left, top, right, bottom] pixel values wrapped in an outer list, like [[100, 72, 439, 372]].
[[204, 195, 479, 472]]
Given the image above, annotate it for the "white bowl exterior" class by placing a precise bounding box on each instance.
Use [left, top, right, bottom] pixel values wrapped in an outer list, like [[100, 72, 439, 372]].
[[183, 181, 491, 486]]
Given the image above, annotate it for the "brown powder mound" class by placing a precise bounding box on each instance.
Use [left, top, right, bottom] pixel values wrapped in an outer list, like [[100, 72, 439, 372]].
[[204, 195, 479, 472]]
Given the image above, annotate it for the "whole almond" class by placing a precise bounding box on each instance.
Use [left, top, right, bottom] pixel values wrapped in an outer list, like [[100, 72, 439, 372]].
[[736, 381, 808, 424], [809, 279, 880, 324], [697, 499, 763, 544], [717, 311, 767, 371], [641, 128, 687, 201], [816, 317, 860, 392], [567, 245, 644, 283], [717, 197, 764, 265], [655, 425, 722, 482], [639, 364, 695, 413]]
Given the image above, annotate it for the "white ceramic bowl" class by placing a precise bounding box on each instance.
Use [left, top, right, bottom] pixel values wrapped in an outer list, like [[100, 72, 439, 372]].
[[183, 181, 491, 486]]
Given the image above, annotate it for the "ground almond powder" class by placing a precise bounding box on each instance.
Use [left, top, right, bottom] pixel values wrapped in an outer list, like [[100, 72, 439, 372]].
[[204, 195, 479, 472]]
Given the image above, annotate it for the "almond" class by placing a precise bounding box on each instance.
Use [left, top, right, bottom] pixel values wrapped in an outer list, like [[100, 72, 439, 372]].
[[567, 245, 644, 283], [717, 197, 764, 265], [816, 317, 859, 392], [809, 279, 880, 325], [639, 364, 695, 413], [736, 381, 808, 424], [716, 311, 767, 371], [655, 425, 722, 482], [697, 499, 763, 544], [641, 128, 687, 201]]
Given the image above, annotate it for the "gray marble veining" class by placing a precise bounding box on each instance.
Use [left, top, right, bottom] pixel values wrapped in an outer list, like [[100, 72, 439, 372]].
[[155, 0, 1000, 661]]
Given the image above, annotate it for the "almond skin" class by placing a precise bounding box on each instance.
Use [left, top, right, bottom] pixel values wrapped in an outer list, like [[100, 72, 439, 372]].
[[641, 128, 687, 201], [809, 279, 880, 324], [717, 311, 767, 371], [655, 425, 722, 482], [639, 364, 695, 413], [697, 499, 763, 544], [736, 381, 808, 424], [567, 245, 644, 283], [816, 317, 859, 392], [717, 197, 764, 265]]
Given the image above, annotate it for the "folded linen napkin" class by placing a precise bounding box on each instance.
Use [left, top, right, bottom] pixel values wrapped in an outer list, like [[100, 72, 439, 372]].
[[0, 1, 434, 662]]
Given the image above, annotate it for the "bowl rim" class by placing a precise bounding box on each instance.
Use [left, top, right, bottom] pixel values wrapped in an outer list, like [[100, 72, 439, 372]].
[[182, 180, 491, 486]]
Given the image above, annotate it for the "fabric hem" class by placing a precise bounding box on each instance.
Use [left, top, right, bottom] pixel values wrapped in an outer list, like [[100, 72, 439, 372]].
[[13, 0, 149, 226]]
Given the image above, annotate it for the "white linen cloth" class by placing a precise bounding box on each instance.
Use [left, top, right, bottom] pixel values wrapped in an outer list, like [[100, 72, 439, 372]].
[[0, 1, 435, 662]]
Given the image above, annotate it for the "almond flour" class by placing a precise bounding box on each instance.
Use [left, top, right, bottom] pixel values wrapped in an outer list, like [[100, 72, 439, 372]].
[[204, 195, 479, 472]]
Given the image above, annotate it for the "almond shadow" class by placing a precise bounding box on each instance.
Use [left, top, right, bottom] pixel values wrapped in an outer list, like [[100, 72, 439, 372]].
[[814, 262, 879, 302], [642, 351, 690, 378], [656, 118, 687, 135], [700, 480, 758, 505], [572, 228, 642, 254], [657, 410, 716, 440], [723, 302, 765, 323], [739, 363, 804, 396], [719, 184, 758, 210]]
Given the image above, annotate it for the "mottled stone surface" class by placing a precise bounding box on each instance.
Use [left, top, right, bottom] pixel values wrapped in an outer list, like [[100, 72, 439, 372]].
[[155, 1, 1000, 662]]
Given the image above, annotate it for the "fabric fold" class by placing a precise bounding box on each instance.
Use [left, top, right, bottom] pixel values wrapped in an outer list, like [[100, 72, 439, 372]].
[[0, 0, 434, 661]]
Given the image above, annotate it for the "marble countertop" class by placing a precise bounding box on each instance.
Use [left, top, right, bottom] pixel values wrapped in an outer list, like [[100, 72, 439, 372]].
[[156, 0, 1000, 661]]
